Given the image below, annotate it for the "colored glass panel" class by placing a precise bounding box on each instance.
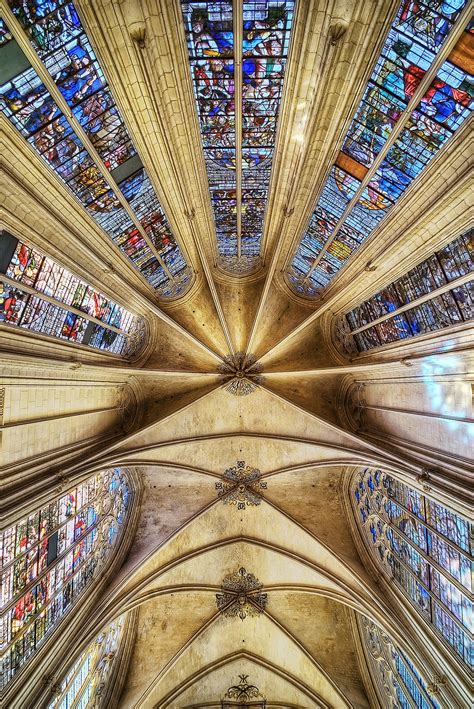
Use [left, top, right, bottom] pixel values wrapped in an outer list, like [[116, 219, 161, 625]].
[[353, 468, 473, 667], [361, 617, 440, 709], [0, 235, 140, 355], [0, 5, 192, 296], [288, 1, 472, 295], [181, 0, 294, 269], [47, 615, 125, 709], [1, 469, 130, 688], [345, 230, 473, 351]]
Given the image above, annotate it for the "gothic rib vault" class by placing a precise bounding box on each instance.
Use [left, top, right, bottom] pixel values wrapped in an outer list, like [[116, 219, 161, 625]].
[[0, 0, 473, 708]]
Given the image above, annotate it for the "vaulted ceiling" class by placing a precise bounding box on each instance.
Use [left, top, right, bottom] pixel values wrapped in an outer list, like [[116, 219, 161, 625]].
[[1, 0, 473, 707]]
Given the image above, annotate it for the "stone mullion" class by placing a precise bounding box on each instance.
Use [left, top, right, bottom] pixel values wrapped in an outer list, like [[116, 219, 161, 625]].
[[98, 609, 138, 709], [302, 0, 472, 282], [0, 1, 175, 282], [320, 135, 472, 317], [233, 0, 243, 260], [350, 612, 385, 709], [348, 273, 472, 336], [0, 123, 159, 315], [259, 133, 471, 365], [75, 0, 207, 270], [246, 0, 397, 352], [2, 473, 142, 709], [361, 498, 470, 603], [2, 508, 114, 622], [358, 618, 425, 709], [3, 130, 219, 367], [154, 0, 221, 268], [52, 649, 97, 708], [2, 164, 225, 363], [344, 472, 472, 707], [357, 429, 473, 515], [266, 0, 400, 266], [76, 0, 237, 354], [259, 128, 471, 367], [1, 275, 132, 337]]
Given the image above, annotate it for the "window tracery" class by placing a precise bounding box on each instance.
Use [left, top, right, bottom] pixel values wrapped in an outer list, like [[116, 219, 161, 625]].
[[288, 0, 473, 296], [342, 230, 473, 352], [180, 0, 295, 273], [0, 468, 131, 688], [0, 1, 192, 297], [47, 615, 126, 709], [360, 616, 441, 708], [0, 233, 144, 356], [352, 468, 473, 668]]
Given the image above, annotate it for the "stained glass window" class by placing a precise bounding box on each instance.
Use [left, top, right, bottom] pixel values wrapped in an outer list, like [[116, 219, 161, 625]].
[[181, 0, 295, 272], [0, 2, 192, 297], [47, 615, 126, 709], [344, 230, 473, 352], [0, 232, 142, 356], [0, 469, 130, 689], [288, 0, 472, 296], [353, 468, 473, 668], [360, 616, 440, 709]]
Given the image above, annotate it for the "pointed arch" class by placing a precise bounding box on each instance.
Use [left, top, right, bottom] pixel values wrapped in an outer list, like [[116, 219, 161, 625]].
[[1, 467, 137, 690], [348, 467, 473, 671], [358, 614, 442, 709]]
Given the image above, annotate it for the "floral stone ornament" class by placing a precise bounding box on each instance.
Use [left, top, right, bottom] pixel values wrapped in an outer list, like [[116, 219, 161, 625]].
[[218, 352, 264, 395], [223, 674, 264, 704], [215, 461, 267, 509], [216, 567, 267, 620]]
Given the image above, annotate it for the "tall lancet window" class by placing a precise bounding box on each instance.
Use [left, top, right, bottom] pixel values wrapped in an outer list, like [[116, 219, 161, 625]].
[[180, 0, 295, 274], [0, 232, 144, 356], [351, 468, 473, 668], [0, 469, 131, 688], [343, 230, 473, 352], [47, 615, 127, 709], [359, 616, 440, 709], [0, 2, 193, 297], [287, 0, 472, 296]]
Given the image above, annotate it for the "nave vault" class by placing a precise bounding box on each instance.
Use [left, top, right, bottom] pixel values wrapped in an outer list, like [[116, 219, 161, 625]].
[[0, 0, 472, 707]]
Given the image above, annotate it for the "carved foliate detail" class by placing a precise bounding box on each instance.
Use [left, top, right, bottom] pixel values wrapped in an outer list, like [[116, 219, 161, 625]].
[[224, 674, 264, 702], [218, 353, 264, 395], [216, 567, 267, 620], [215, 461, 267, 509]]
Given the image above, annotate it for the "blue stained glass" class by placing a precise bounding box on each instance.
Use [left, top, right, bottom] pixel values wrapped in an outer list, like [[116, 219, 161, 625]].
[[396, 654, 436, 709], [0, 67, 60, 136], [417, 59, 473, 131], [393, 0, 467, 52], [345, 85, 407, 166], [426, 498, 472, 552], [2, 5, 192, 296], [182, 0, 294, 267], [345, 231, 473, 351], [289, 2, 472, 294], [363, 619, 441, 709], [354, 468, 474, 668], [44, 35, 105, 106]]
